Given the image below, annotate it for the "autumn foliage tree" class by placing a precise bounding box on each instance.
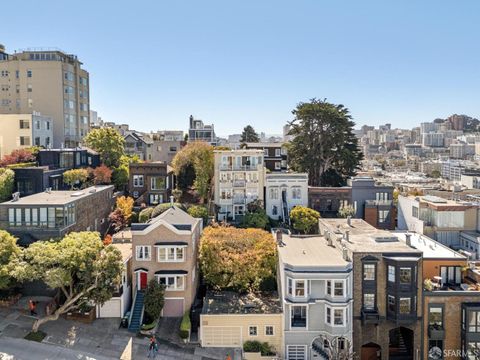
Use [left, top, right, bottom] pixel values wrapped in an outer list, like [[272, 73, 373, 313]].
[[0, 148, 36, 166], [108, 196, 134, 232], [91, 165, 112, 185], [290, 206, 320, 234], [199, 226, 276, 292], [63, 169, 89, 189]]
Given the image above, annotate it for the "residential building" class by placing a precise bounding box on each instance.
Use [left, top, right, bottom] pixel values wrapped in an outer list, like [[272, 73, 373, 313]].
[[0, 185, 115, 245], [319, 219, 423, 360], [129, 206, 202, 323], [404, 144, 423, 158], [124, 131, 153, 161], [0, 45, 90, 147], [188, 115, 217, 145], [0, 113, 53, 158], [308, 187, 352, 218], [96, 242, 132, 318], [276, 231, 353, 360], [200, 291, 283, 353], [150, 130, 185, 164], [37, 147, 100, 169], [243, 142, 288, 172], [422, 133, 445, 148], [397, 194, 478, 247], [214, 149, 265, 221], [128, 162, 174, 206], [265, 173, 308, 221], [441, 161, 480, 182]]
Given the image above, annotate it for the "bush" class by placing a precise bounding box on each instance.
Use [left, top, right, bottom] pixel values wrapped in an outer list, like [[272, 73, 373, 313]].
[[187, 205, 208, 225], [144, 279, 165, 320], [179, 311, 191, 339], [243, 210, 269, 229], [139, 207, 154, 223], [141, 321, 157, 331], [290, 206, 320, 234], [243, 341, 275, 356], [152, 202, 184, 218]]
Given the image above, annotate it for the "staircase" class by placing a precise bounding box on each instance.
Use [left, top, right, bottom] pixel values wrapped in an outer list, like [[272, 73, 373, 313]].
[[281, 190, 289, 224], [128, 290, 145, 333], [389, 328, 411, 360]]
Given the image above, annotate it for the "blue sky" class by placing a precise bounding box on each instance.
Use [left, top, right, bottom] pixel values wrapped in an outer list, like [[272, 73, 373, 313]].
[[3, 1, 480, 136]]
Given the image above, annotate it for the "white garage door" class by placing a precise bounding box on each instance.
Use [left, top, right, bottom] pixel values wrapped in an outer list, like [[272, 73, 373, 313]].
[[99, 299, 121, 318], [202, 326, 242, 347]]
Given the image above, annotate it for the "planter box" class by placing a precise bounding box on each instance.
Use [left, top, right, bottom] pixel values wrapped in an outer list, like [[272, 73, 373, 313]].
[[140, 321, 159, 336], [65, 308, 96, 323], [0, 293, 21, 307], [244, 352, 278, 360]]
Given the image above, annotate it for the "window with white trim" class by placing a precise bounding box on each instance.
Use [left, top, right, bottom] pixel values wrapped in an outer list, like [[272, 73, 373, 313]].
[[265, 326, 274, 336], [326, 280, 344, 297], [249, 326, 257, 336], [157, 275, 185, 290], [157, 246, 185, 262], [136, 246, 151, 261], [269, 187, 278, 199], [287, 278, 308, 297], [133, 175, 144, 187], [325, 306, 346, 326], [292, 187, 301, 199], [388, 265, 395, 282]]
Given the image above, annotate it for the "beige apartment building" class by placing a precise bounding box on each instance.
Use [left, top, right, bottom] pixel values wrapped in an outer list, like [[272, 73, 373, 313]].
[[0, 44, 89, 148], [0, 113, 52, 158], [214, 149, 265, 221]]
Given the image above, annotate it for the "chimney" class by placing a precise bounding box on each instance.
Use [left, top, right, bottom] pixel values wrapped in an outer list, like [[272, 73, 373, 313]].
[[347, 216, 352, 226], [326, 231, 333, 246], [405, 233, 412, 247], [276, 230, 284, 246], [344, 230, 350, 243], [342, 246, 349, 261], [170, 195, 174, 207]]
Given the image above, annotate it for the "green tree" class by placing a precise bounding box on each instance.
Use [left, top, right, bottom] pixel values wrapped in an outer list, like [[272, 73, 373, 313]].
[[62, 168, 89, 189], [112, 155, 140, 190], [187, 205, 208, 226], [337, 205, 355, 218], [0, 168, 15, 201], [143, 279, 165, 322], [172, 142, 214, 203], [138, 207, 154, 223], [290, 206, 320, 234], [84, 128, 125, 168], [287, 98, 363, 186], [430, 170, 441, 178], [13, 232, 123, 332], [0, 231, 21, 290], [240, 125, 260, 143], [244, 211, 269, 229], [151, 202, 184, 218]]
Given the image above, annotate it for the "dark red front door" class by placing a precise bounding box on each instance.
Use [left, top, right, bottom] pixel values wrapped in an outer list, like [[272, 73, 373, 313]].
[[140, 272, 148, 289]]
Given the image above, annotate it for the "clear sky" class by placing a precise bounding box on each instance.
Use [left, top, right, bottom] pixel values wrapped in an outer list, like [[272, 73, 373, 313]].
[[3, 0, 480, 136]]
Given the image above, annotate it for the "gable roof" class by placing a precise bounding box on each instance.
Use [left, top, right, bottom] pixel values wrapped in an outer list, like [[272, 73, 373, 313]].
[[131, 206, 200, 236]]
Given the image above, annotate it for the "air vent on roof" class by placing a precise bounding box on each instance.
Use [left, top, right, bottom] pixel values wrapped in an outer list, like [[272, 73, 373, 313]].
[[423, 195, 447, 203], [373, 236, 398, 243], [71, 191, 84, 197]]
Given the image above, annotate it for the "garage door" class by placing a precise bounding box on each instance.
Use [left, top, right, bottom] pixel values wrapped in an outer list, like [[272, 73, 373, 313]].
[[163, 298, 184, 317], [99, 299, 121, 318], [202, 326, 242, 347]]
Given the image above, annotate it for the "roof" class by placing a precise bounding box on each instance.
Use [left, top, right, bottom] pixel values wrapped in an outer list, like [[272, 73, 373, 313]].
[[156, 206, 198, 226], [243, 142, 285, 147], [277, 233, 350, 270], [394, 232, 466, 259], [0, 185, 113, 206], [203, 291, 282, 315], [111, 243, 132, 262]]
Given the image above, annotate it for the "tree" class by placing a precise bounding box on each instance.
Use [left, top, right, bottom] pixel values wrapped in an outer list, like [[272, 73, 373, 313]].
[[240, 125, 260, 143], [13, 232, 123, 332], [143, 279, 165, 322], [0, 231, 21, 290], [92, 165, 112, 185], [290, 206, 320, 234], [287, 98, 363, 186], [112, 155, 140, 190], [138, 207, 154, 223], [116, 196, 134, 223], [151, 202, 184, 218], [338, 205, 355, 218], [244, 211, 269, 229], [187, 205, 208, 225], [0, 168, 15, 202], [0, 148, 36, 167], [172, 142, 214, 203], [199, 226, 276, 292], [430, 170, 441, 178], [317, 335, 355, 360], [63, 169, 89, 189], [84, 128, 125, 168]]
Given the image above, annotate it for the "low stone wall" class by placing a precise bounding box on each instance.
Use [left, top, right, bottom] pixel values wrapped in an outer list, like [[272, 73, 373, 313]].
[[0, 293, 21, 307]]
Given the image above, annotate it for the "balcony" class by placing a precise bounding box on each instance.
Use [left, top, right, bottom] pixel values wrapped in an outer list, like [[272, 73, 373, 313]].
[[233, 197, 245, 204], [233, 180, 246, 187], [428, 324, 445, 340], [361, 309, 380, 325]]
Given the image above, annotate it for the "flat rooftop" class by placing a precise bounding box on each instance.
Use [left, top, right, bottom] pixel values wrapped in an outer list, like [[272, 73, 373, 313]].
[[394, 232, 465, 259], [203, 291, 282, 315], [277, 233, 350, 270], [0, 185, 113, 206], [319, 218, 422, 254]]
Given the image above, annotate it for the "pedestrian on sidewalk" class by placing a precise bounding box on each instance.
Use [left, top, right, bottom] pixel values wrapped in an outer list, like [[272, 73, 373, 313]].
[[226, 353, 232, 360], [29, 299, 37, 316], [147, 335, 157, 358]]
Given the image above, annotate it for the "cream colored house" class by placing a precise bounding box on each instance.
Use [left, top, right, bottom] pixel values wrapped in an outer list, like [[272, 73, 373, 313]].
[[0, 113, 52, 158], [0, 45, 89, 148], [200, 291, 283, 354], [130, 206, 202, 317], [214, 149, 265, 221]]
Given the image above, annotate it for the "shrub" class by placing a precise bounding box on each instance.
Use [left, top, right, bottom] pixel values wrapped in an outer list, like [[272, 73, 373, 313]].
[[179, 311, 191, 339], [63, 169, 89, 189], [290, 206, 320, 234], [0, 168, 15, 202], [243, 341, 275, 356], [139, 207, 154, 223], [187, 205, 208, 225], [152, 202, 184, 218], [338, 205, 355, 218], [144, 279, 165, 321]]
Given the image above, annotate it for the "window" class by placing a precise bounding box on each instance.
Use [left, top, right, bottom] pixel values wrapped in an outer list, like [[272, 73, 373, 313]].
[[378, 210, 389, 224], [388, 295, 395, 312], [20, 136, 30, 146], [27, 70, 32, 77], [363, 263, 375, 280], [468, 342, 480, 358], [158, 275, 185, 290], [288, 278, 293, 296], [275, 148, 281, 157], [412, 206, 419, 218], [28, 98, 33, 108], [400, 267, 412, 284], [334, 309, 344, 325], [149, 194, 162, 205], [151, 177, 165, 190], [136, 246, 151, 261], [468, 310, 480, 332], [157, 246, 185, 262], [388, 265, 395, 282], [327, 280, 331, 295], [287, 345, 306, 360], [399, 298, 411, 314], [291, 306, 307, 327], [169, 146, 177, 152], [295, 280, 305, 297], [272, 205, 278, 216], [326, 306, 345, 326], [363, 293, 375, 310], [34, 137, 40, 146], [376, 192, 388, 201], [19, 119, 30, 129], [265, 326, 274, 336], [326, 306, 331, 323], [27, 84, 32, 92], [15, 70, 19, 79], [263, 149, 269, 156], [327, 280, 344, 297], [292, 187, 301, 199], [269, 188, 278, 199], [133, 175, 144, 187], [275, 162, 281, 170], [249, 326, 257, 336], [429, 306, 443, 328]]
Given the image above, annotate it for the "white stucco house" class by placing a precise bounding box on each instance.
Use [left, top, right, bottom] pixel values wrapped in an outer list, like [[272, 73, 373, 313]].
[[265, 173, 308, 221]]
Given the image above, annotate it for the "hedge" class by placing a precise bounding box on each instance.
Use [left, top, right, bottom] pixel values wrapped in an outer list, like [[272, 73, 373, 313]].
[[179, 311, 191, 339]]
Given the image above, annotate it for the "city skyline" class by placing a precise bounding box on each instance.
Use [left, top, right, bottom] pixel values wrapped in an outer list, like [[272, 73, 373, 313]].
[[2, 0, 480, 136]]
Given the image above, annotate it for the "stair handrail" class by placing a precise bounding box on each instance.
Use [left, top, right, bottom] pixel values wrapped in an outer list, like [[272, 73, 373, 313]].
[[128, 290, 138, 328]]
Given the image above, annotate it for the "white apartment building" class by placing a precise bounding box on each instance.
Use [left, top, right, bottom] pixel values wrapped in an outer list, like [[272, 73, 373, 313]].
[[265, 173, 308, 221], [214, 149, 265, 221]]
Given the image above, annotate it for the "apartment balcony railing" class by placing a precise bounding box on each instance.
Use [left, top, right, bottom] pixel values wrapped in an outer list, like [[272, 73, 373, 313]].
[[233, 180, 246, 187], [428, 324, 445, 340], [219, 165, 258, 171], [361, 309, 380, 325], [233, 197, 246, 204]]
